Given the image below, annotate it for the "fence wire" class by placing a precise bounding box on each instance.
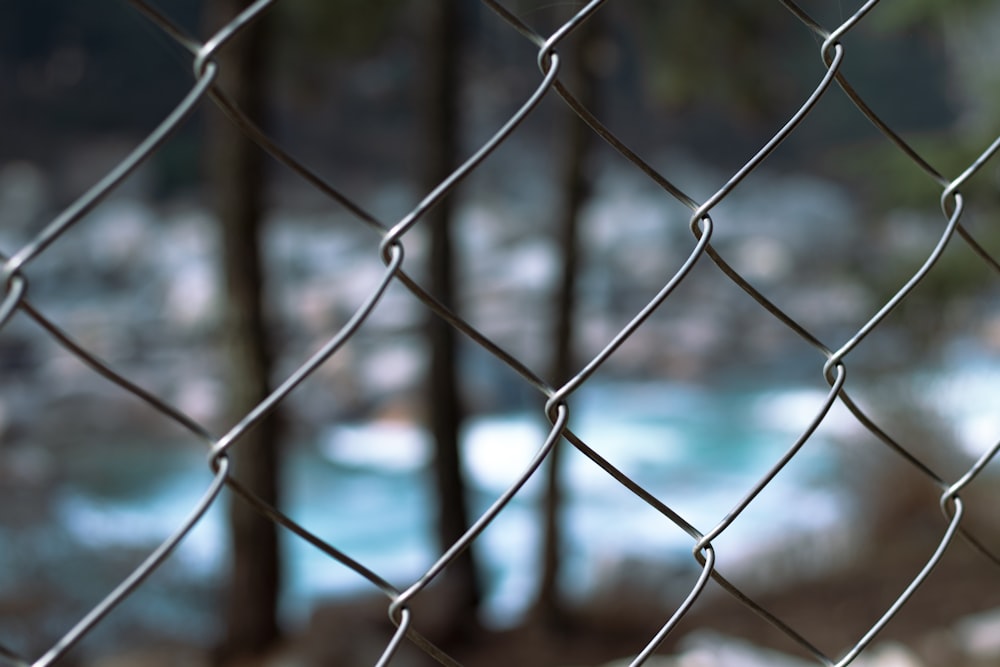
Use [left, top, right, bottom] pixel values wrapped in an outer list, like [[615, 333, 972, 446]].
[[2, 1, 1000, 666]]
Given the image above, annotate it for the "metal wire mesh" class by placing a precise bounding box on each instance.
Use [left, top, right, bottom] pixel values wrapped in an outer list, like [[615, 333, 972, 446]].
[[2, 0, 1000, 665]]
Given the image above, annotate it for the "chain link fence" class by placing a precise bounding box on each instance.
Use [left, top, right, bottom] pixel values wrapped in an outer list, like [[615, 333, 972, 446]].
[[2, 0, 1000, 665]]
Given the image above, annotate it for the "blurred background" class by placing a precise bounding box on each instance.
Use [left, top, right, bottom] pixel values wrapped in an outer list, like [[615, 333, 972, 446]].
[[1, 1, 1000, 665]]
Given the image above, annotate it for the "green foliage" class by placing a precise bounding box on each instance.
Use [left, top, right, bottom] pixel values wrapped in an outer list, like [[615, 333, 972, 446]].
[[829, 133, 999, 211], [275, 0, 407, 58], [824, 129, 1000, 349], [886, 234, 999, 347], [867, 0, 995, 31], [626, 0, 809, 119]]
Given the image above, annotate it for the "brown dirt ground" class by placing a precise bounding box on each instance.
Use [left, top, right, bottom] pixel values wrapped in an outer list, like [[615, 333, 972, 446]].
[[83, 470, 1000, 667], [274, 519, 1000, 667]]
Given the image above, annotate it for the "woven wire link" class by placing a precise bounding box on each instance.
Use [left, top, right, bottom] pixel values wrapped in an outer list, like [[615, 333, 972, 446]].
[[1, 0, 999, 665]]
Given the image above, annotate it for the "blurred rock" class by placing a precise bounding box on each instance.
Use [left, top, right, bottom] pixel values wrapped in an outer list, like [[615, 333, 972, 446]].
[[675, 631, 814, 667], [953, 607, 1000, 663], [87, 646, 210, 667], [852, 642, 925, 667], [592, 630, 813, 667]]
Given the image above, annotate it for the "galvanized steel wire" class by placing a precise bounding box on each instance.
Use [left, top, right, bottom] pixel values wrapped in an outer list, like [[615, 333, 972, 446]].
[[2, 1, 1000, 665]]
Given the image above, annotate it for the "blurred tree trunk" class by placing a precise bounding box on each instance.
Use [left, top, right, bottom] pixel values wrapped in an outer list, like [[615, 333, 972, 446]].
[[204, 1, 282, 663], [422, 0, 482, 635], [535, 16, 601, 629]]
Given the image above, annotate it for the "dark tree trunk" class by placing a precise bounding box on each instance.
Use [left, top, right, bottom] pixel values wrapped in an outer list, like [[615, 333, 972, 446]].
[[204, 1, 282, 662], [423, 0, 482, 633], [536, 16, 601, 629]]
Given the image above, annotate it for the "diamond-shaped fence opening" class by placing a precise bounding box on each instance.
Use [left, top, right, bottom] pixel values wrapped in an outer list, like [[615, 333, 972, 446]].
[[1, 1, 999, 666]]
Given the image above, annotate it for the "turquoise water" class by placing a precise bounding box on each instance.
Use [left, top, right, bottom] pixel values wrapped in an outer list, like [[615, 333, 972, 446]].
[[47, 379, 853, 633], [21, 358, 997, 652]]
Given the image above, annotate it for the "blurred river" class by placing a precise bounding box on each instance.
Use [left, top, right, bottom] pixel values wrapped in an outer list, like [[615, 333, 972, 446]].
[[11, 359, 993, 656], [1, 161, 997, 657]]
